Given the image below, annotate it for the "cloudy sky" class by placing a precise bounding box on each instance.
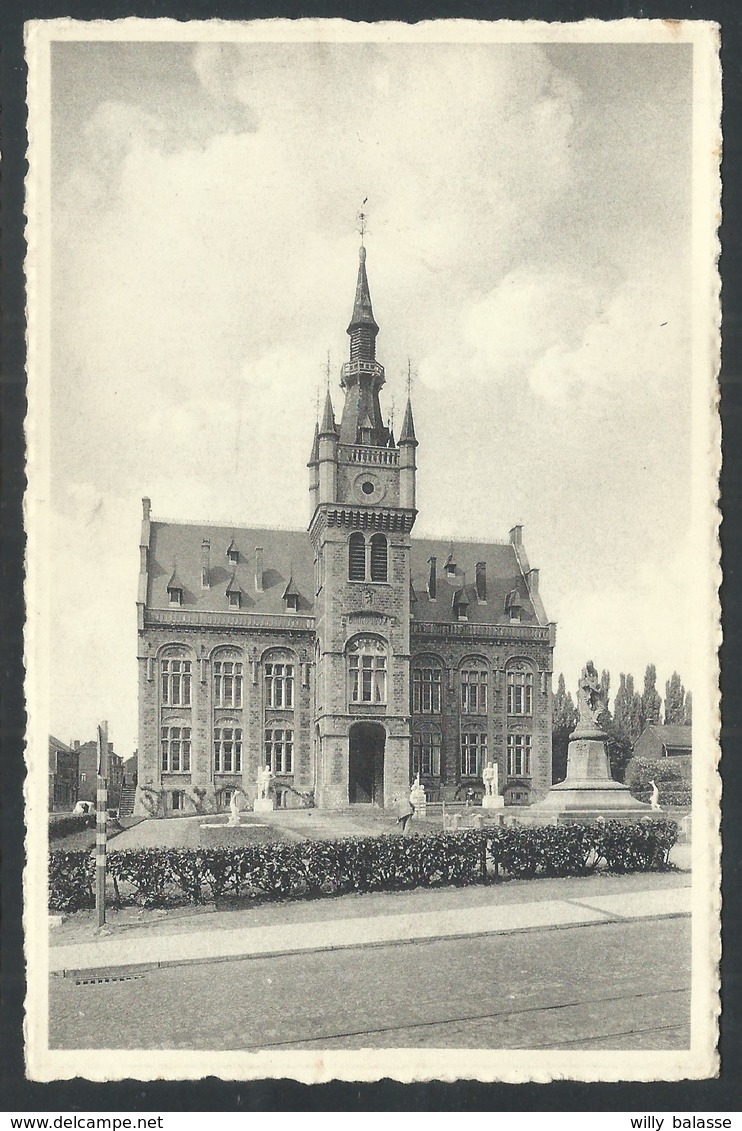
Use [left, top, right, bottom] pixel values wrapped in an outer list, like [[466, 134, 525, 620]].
[[47, 34, 695, 754]]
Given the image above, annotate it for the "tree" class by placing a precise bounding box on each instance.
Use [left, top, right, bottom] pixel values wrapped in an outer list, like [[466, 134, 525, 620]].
[[551, 673, 578, 784], [611, 671, 643, 780], [683, 690, 693, 726], [641, 664, 662, 728], [664, 671, 686, 725]]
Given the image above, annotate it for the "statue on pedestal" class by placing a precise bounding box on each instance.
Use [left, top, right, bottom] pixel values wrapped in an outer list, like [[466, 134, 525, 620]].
[[576, 662, 605, 730], [228, 788, 246, 826], [649, 779, 662, 811], [482, 760, 498, 797], [257, 764, 273, 801]]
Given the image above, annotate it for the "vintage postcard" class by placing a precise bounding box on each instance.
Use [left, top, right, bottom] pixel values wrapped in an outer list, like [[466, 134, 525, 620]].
[[24, 18, 721, 1083]]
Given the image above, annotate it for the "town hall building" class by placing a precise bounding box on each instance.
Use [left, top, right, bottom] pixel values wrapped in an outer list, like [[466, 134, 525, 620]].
[[135, 244, 556, 816]]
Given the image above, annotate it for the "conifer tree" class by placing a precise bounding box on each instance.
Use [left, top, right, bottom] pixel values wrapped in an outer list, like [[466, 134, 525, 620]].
[[664, 671, 686, 725], [551, 673, 578, 783], [683, 689, 693, 726], [641, 663, 662, 728]]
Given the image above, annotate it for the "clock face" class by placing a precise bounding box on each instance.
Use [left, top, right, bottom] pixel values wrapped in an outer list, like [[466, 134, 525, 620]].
[[354, 472, 386, 504]]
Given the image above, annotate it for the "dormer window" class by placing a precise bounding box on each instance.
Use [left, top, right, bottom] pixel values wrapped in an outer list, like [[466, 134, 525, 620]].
[[453, 588, 469, 621], [226, 539, 239, 565], [226, 572, 243, 610], [445, 548, 456, 577], [282, 576, 300, 612], [505, 588, 523, 623], [167, 566, 184, 607]]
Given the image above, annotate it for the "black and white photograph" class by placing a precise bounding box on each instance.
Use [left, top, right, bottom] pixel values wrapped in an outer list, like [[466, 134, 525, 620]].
[[24, 18, 720, 1083]]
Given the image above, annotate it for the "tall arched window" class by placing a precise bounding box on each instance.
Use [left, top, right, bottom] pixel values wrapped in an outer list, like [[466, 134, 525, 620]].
[[161, 723, 191, 772], [506, 662, 534, 715], [348, 636, 387, 704], [264, 649, 295, 709], [412, 727, 442, 777], [213, 720, 243, 773], [412, 656, 443, 714], [160, 647, 192, 706], [370, 533, 388, 582], [348, 533, 366, 580], [212, 649, 243, 708], [461, 658, 488, 714]]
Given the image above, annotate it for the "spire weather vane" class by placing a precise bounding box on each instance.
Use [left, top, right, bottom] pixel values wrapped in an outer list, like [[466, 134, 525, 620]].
[[405, 357, 415, 398], [356, 198, 369, 244]]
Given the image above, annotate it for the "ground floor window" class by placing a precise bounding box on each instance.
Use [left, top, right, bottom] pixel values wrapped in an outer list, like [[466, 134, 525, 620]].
[[507, 733, 532, 777], [214, 725, 243, 772], [413, 731, 441, 777], [460, 732, 486, 777], [171, 789, 185, 811], [265, 728, 294, 774], [161, 725, 191, 772]]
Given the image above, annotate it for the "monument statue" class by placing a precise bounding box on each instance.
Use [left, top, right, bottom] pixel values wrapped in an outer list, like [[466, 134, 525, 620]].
[[481, 759, 504, 810], [257, 764, 273, 801], [576, 662, 605, 730], [649, 779, 662, 811], [228, 789, 246, 826], [482, 760, 498, 797]]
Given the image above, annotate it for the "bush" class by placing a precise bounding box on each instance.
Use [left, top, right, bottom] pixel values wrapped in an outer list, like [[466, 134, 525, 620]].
[[48, 850, 96, 911], [49, 813, 96, 841], [48, 820, 678, 913]]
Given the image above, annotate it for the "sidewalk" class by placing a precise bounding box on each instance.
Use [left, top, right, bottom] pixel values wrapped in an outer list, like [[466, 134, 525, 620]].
[[50, 880, 691, 978]]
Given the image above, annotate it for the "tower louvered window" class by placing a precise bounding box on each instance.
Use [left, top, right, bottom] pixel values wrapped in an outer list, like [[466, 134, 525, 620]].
[[348, 533, 366, 580], [370, 534, 388, 582]]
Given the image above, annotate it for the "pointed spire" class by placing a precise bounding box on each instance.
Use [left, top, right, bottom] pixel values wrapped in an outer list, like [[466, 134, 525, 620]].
[[399, 397, 417, 444], [347, 245, 379, 337], [319, 388, 336, 436], [307, 421, 320, 466]]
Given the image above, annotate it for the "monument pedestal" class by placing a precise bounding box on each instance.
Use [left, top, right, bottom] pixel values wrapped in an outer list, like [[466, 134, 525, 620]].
[[481, 794, 504, 810], [527, 727, 652, 824], [253, 797, 275, 813]]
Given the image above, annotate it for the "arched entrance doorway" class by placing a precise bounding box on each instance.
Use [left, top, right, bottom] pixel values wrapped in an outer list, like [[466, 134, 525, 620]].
[[348, 722, 385, 805]]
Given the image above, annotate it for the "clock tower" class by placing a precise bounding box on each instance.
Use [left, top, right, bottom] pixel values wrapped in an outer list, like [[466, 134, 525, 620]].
[[308, 244, 418, 807]]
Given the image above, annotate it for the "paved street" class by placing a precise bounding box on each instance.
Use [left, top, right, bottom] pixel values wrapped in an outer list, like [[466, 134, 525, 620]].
[[49, 915, 690, 1051]]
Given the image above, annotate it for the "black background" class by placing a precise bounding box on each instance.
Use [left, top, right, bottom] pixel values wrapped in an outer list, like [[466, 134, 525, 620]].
[[1, 0, 740, 1112]]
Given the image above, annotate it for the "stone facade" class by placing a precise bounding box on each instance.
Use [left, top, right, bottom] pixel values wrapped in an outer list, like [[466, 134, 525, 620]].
[[136, 246, 556, 816]]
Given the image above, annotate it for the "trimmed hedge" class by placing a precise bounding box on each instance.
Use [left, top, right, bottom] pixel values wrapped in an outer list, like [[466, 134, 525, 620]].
[[49, 813, 96, 841], [48, 820, 678, 913]]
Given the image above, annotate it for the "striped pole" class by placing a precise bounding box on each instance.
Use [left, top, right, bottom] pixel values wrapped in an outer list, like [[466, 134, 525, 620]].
[[95, 720, 109, 929]]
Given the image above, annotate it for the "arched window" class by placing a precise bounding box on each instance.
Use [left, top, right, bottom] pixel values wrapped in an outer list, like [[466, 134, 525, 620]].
[[265, 727, 294, 774], [507, 663, 534, 715], [348, 532, 366, 580], [460, 729, 486, 777], [264, 650, 295, 709], [214, 721, 243, 773], [412, 727, 442, 777], [160, 647, 192, 707], [213, 650, 243, 708], [370, 534, 388, 582], [507, 733, 532, 777], [412, 656, 443, 713], [461, 658, 488, 714], [348, 636, 387, 704], [161, 724, 191, 772]]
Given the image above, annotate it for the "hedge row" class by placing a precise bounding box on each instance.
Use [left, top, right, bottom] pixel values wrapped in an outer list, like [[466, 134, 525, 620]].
[[48, 820, 678, 913], [48, 812, 96, 841]]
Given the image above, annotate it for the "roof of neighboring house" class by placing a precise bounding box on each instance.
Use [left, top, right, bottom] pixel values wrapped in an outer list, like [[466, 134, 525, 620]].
[[145, 521, 546, 626], [639, 724, 692, 752], [49, 735, 75, 773]]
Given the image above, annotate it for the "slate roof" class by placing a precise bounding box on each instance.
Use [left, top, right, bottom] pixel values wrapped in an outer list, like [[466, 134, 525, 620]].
[[642, 725, 692, 752], [409, 538, 541, 625], [146, 522, 543, 625], [147, 522, 315, 615]]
